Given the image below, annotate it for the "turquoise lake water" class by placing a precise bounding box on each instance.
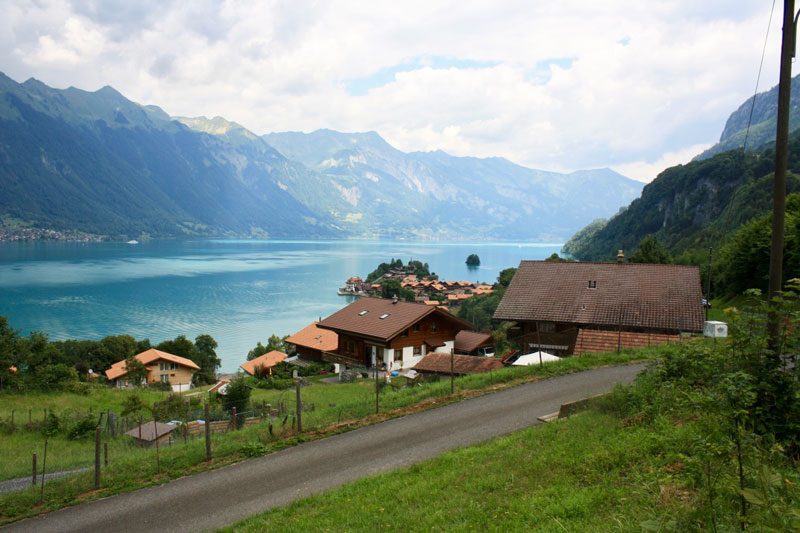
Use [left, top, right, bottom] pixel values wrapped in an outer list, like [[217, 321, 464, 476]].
[[0, 240, 561, 372]]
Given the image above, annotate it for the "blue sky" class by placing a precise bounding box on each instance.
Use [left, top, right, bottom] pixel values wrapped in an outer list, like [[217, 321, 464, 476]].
[[0, 0, 783, 181]]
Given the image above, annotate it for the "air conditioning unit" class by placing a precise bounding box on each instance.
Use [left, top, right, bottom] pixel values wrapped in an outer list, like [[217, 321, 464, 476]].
[[704, 321, 728, 338]]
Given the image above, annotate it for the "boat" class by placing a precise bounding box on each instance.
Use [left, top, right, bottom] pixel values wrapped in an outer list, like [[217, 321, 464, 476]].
[[126, 240, 139, 245]]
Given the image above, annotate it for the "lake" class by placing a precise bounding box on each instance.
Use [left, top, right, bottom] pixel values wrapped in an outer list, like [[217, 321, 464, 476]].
[[0, 239, 561, 372]]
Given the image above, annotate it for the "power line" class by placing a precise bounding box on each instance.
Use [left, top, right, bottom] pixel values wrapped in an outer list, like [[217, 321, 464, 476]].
[[742, 0, 778, 153]]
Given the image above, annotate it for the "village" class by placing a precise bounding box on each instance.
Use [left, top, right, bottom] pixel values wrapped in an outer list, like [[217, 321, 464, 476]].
[[104, 253, 709, 420]]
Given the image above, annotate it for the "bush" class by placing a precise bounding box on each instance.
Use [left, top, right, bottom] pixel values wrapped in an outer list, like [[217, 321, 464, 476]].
[[147, 381, 173, 392], [222, 377, 251, 415], [67, 413, 97, 440], [31, 364, 79, 391], [63, 381, 91, 395]]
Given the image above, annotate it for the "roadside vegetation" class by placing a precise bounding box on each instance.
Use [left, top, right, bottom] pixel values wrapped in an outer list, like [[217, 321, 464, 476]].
[[230, 285, 800, 532]]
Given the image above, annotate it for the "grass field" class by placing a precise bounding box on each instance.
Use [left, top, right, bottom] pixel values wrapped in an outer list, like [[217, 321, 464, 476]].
[[227, 408, 691, 532], [0, 343, 680, 525]]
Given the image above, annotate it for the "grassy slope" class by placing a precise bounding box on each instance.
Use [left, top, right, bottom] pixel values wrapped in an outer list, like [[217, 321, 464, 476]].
[[0, 347, 664, 525], [228, 409, 690, 532]]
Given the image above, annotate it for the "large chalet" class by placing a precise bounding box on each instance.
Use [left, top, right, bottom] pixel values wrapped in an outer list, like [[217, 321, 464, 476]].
[[317, 296, 475, 371], [493, 260, 705, 355]]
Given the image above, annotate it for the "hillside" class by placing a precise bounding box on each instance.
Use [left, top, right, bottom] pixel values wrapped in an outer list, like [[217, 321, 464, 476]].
[[562, 139, 800, 261], [0, 74, 338, 240]]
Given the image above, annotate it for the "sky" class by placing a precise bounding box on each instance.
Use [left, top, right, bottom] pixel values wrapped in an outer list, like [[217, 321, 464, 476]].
[[0, 0, 786, 182]]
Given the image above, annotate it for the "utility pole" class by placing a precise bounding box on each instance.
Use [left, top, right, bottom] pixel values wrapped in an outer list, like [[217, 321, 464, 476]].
[[705, 247, 713, 321], [768, 0, 795, 354]]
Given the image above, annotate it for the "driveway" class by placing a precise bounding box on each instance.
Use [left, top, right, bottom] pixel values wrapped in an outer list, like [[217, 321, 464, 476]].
[[4, 363, 646, 532]]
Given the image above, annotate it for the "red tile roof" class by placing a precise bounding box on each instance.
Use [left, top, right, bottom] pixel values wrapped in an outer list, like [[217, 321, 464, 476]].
[[318, 297, 473, 342], [105, 349, 200, 381], [240, 351, 287, 375], [285, 322, 338, 352], [414, 353, 503, 374], [494, 261, 704, 332], [455, 331, 493, 353]]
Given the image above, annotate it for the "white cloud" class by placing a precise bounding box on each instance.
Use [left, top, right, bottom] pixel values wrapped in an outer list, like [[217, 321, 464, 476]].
[[0, 0, 783, 181], [614, 143, 713, 183]]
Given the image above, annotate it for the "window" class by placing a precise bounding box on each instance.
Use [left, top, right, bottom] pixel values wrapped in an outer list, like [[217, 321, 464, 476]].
[[358, 310, 369, 316], [160, 374, 169, 383], [412, 324, 420, 332], [401, 328, 409, 337], [345, 340, 356, 353], [379, 313, 390, 319], [430, 322, 438, 333], [394, 349, 403, 362], [413, 345, 422, 356], [588, 280, 597, 288]]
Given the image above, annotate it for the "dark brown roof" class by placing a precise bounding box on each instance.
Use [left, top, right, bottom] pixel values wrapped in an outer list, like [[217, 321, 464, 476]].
[[414, 353, 503, 374], [318, 297, 473, 342], [493, 261, 704, 332], [455, 331, 493, 353], [125, 422, 176, 442]]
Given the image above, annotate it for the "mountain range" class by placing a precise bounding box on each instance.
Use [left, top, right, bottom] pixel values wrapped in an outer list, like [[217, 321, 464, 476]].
[[0, 72, 642, 241]]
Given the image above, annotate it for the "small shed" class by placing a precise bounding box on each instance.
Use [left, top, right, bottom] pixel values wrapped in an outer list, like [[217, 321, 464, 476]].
[[125, 422, 176, 447], [454, 330, 494, 355]]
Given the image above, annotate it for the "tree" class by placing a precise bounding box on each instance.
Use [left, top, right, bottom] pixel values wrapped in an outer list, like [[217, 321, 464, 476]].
[[194, 334, 221, 385], [222, 377, 251, 416], [247, 334, 289, 361], [545, 253, 564, 262], [124, 356, 148, 386], [465, 254, 481, 267], [380, 278, 415, 302], [0, 317, 20, 390], [497, 267, 517, 288], [629, 235, 672, 264]]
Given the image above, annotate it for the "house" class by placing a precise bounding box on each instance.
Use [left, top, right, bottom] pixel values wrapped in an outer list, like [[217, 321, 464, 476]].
[[239, 350, 287, 377], [285, 321, 338, 362], [105, 349, 199, 392], [413, 352, 503, 375], [125, 422, 176, 447], [493, 260, 705, 355], [454, 330, 494, 356], [317, 296, 476, 371]]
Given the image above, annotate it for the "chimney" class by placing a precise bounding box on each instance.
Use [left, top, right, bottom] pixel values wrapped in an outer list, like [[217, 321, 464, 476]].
[[392, 294, 399, 304], [617, 249, 625, 263]]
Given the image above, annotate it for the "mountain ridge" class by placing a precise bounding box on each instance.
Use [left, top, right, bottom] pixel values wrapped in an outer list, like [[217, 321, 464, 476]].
[[0, 72, 642, 241]]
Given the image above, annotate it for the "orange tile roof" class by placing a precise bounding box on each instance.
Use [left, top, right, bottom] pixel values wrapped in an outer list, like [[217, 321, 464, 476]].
[[240, 351, 288, 375], [285, 322, 338, 352], [105, 349, 200, 381], [423, 300, 440, 306]]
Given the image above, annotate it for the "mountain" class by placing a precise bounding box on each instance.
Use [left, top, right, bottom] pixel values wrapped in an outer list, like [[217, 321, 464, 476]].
[[0, 73, 338, 239], [562, 83, 800, 262], [697, 74, 800, 159], [264, 130, 643, 240], [0, 72, 642, 241]]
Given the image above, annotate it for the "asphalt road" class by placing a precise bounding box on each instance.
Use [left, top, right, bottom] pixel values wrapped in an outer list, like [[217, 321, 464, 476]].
[[4, 363, 646, 533]]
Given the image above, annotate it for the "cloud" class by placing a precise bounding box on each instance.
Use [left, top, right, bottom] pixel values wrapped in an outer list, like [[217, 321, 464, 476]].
[[614, 143, 713, 183], [0, 0, 781, 181]]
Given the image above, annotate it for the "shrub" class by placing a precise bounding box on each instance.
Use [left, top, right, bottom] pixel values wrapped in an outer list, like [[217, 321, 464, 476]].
[[67, 413, 97, 440], [254, 378, 294, 390], [31, 364, 79, 391]]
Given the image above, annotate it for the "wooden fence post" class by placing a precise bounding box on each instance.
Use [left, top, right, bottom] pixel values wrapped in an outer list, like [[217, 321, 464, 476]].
[[40, 439, 48, 502], [104, 442, 108, 467], [231, 407, 237, 431], [31, 452, 37, 486], [450, 349, 454, 395], [94, 426, 101, 489], [204, 402, 212, 461], [153, 418, 160, 474], [295, 380, 302, 433]]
